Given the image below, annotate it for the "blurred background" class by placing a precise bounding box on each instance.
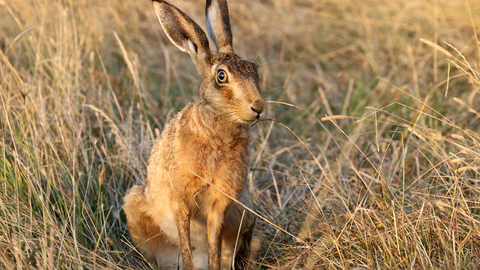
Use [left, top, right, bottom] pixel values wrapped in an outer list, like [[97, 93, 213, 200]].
[[1, 0, 479, 268]]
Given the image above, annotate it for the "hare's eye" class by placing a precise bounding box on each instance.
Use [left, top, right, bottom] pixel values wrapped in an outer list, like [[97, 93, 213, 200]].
[[217, 70, 228, 83]]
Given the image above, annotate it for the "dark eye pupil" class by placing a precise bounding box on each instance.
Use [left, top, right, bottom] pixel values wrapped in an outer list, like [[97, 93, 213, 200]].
[[218, 71, 226, 82]]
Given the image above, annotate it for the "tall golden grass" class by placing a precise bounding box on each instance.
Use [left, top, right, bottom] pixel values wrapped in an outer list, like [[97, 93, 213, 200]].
[[1, 0, 479, 268]]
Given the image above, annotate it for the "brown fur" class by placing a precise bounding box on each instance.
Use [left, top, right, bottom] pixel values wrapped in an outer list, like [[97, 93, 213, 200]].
[[123, 1, 264, 269]]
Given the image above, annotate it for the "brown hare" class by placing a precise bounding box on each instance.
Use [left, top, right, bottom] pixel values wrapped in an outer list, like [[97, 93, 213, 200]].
[[122, 0, 265, 269]]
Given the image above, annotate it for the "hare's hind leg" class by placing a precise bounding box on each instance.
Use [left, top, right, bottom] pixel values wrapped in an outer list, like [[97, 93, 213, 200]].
[[123, 185, 181, 267]]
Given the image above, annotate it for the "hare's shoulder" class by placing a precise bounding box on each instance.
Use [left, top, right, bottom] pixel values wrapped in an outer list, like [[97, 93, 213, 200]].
[[147, 103, 196, 167]]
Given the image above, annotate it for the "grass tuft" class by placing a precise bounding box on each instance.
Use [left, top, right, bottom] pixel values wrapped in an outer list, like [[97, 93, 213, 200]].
[[1, 0, 480, 269]]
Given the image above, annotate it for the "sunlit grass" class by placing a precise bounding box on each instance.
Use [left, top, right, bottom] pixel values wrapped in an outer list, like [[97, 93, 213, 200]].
[[1, 0, 479, 268]]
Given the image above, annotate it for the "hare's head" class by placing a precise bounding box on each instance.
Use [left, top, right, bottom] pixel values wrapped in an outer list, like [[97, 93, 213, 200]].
[[153, 0, 265, 124]]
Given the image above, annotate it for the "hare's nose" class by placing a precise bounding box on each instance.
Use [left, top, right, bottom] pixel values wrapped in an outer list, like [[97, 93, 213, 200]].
[[251, 99, 265, 119], [251, 107, 262, 119]]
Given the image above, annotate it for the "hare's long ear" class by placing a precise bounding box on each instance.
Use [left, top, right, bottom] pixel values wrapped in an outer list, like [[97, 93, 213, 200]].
[[205, 0, 233, 53], [153, 0, 211, 76]]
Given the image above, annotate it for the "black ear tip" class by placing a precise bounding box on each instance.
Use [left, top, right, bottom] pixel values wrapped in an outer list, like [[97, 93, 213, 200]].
[[152, 0, 163, 3]]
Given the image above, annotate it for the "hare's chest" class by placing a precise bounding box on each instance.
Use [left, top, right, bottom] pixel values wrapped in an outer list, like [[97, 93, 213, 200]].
[[174, 127, 249, 189], [177, 132, 248, 172]]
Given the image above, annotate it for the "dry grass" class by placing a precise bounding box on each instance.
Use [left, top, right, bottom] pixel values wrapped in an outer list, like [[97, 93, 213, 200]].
[[1, 0, 480, 269]]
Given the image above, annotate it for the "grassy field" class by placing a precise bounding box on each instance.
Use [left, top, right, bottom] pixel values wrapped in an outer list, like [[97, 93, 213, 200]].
[[1, 0, 480, 269]]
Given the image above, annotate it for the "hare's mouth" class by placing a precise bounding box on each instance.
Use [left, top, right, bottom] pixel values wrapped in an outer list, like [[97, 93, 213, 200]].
[[239, 114, 264, 125]]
